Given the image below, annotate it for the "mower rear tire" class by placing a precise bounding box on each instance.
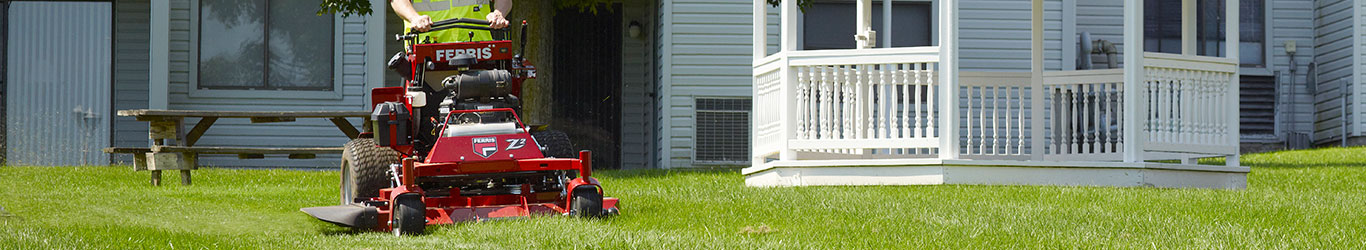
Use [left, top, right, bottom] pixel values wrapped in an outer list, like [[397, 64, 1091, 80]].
[[531, 130, 575, 158], [571, 185, 603, 217], [391, 194, 426, 236], [341, 138, 399, 204]]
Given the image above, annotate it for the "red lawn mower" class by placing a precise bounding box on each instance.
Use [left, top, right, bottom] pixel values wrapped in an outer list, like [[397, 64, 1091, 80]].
[[302, 18, 619, 235]]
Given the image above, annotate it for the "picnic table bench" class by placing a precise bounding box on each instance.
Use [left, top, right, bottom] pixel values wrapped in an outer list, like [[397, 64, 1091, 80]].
[[103, 109, 371, 186]]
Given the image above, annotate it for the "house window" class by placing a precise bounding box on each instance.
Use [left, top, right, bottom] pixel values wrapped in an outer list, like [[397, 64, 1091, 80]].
[[198, 0, 334, 90], [1144, 0, 1265, 67], [695, 98, 751, 164], [802, 1, 932, 50]]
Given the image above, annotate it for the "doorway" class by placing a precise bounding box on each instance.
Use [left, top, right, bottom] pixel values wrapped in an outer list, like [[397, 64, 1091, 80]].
[[552, 4, 622, 169]]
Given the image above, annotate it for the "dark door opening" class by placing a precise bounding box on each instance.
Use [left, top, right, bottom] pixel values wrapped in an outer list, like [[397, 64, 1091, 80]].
[[552, 4, 622, 169]]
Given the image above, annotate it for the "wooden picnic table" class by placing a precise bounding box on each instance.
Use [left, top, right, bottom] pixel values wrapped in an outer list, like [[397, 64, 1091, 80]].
[[104, 109, 371, 186]]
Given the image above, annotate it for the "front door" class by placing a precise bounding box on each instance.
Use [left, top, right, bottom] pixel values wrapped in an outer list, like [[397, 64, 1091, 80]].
[[5, 1, 112, 166]]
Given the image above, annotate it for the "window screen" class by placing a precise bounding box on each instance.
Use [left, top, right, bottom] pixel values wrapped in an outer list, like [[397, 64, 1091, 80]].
[[198, 0, 334, 90], [695, 99, 752, 164]]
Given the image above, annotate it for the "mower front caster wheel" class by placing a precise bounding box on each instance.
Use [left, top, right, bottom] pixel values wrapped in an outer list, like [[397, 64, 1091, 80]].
[[571, 185, 604, 217], [392, 194, 426, 236]]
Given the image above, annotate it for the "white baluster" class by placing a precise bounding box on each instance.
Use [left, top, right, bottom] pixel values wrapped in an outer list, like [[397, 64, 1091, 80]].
[[911, 64, 921, 138], [926, 63, 936, 139], [1018, 86, 1026, 155]]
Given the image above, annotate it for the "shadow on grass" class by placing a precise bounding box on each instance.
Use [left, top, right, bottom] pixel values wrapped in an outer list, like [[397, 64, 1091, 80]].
[[595, 168, 739, 180]]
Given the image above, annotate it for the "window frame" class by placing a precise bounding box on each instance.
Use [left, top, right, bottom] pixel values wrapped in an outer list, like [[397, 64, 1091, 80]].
[[1142, 0, 1271, 71], [189, 0, 344, 100]]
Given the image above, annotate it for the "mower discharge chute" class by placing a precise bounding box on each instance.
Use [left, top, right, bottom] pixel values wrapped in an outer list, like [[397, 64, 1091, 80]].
[[302, 18, 619, 235]]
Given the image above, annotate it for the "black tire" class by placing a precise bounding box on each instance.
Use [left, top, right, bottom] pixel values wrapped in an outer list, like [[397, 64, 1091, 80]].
[[531, 130, 575, 158], [571, 185, 603, 217], [341, 138, 399, 204], [392, 194, 426, 236]]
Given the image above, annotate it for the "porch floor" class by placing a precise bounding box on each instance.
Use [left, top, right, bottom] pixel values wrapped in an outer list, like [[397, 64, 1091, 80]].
[[743, 159, 1248, 189]]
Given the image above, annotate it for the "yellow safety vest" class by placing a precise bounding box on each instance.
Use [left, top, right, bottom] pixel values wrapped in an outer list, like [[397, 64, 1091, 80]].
[[406, 0, 493, 43]]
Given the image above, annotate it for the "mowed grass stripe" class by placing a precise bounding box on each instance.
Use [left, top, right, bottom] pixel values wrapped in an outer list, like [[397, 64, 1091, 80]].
[[1, 147, 1364, 249]]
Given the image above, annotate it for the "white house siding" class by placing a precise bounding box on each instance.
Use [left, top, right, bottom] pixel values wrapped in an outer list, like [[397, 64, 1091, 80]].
[[166, 0, 373, 168], [621, 1, 656, 169], [1357, 0, 1364, 138], [1313, 0, 1354, 143], [655, 0, 777, 168], [112, 0, 151, 165], [960, 0, 1063, 71], [1076, 0, 1125, 65], [1269, 0, 1316, 141]]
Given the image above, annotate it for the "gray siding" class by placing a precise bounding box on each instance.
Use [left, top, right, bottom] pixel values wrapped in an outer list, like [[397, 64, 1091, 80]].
[[1313, 0, 1353, 143], [167, 0, 372, 168], [5, 2, 112, 166], [113, 0, 151, 165], [1270, 0, 1315, 141], [961, 0, 1063, 71], [1358, 0, 1364, 137], [621, 0, 656, 169], [656, 0, 777, 168], [1076, 0, 1125, 66]]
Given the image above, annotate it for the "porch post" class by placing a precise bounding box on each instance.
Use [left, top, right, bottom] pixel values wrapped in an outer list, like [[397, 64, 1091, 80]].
[[1030, 0, 1044, 160], [1181, 0, 1195, 55], [778, 0, 799, 161], [938, 0, 959, 159], [856, 0, 874, 49], [1122, 0, 1146, 162], [780, 0, 798, 52], [753, 0, 766, 59], [1225, 0, 1240, 166]]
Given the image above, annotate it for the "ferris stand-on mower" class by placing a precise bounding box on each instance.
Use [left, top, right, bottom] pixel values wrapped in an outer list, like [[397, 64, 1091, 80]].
[[302, 18, 619, 236]]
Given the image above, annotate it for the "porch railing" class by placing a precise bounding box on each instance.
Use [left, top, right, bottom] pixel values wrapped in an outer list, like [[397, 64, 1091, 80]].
[[752, 51, 1240, 164], [752, 47, 942, 161]]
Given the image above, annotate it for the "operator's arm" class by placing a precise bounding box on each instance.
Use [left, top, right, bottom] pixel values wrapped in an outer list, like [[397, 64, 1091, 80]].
[[486, 0, 512, 29], [390, 0, 433, 32]]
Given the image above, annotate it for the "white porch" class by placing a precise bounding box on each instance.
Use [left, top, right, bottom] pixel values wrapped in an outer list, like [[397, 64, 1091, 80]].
[[746, 0, 1249, 189]]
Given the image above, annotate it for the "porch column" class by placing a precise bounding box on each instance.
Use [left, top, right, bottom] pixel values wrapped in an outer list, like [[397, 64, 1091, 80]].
[[938, 0, 959, 159], [753, 0, 766, 59], [1030, 0, 1044, 160], [1121, 0, 1146, 162], [778, 0, 799, 161], [856, 0, 874, 49], [1181, 0, 1195, 55], [1225, 0, 1240, 166]]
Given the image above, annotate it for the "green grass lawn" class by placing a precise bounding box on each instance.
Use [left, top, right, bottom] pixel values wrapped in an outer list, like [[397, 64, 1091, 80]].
[[2, 148, 1365, 249]]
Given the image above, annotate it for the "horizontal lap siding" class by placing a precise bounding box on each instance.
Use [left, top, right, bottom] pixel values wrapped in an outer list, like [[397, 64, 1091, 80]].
[[1271, 0, 1315, 140], [167, 0, 370, 168], [961, 0, 1063, 71], [113, 0, 151, 165], [659, 0, 777, 168], [1076, 0, 1125, 66], [622, 1, 654, 169], [1314, 0, 1353, 143], [1359, 0, 1365, 137]]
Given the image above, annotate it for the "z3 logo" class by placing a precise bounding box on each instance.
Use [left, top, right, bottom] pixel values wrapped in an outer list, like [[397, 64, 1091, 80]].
[[505, 138, 527, 150]]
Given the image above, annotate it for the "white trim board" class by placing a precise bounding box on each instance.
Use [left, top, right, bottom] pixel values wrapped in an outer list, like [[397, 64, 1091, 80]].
[[743, 159, 1248, 189]]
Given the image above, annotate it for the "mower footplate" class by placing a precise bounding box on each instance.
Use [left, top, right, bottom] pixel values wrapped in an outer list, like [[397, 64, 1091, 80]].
[[300, 204, 379, 229]]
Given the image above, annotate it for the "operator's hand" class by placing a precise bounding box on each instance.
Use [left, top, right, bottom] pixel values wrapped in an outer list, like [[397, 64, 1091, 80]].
[[486, 11, 509, 29], [408, 15, 433, 32]]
